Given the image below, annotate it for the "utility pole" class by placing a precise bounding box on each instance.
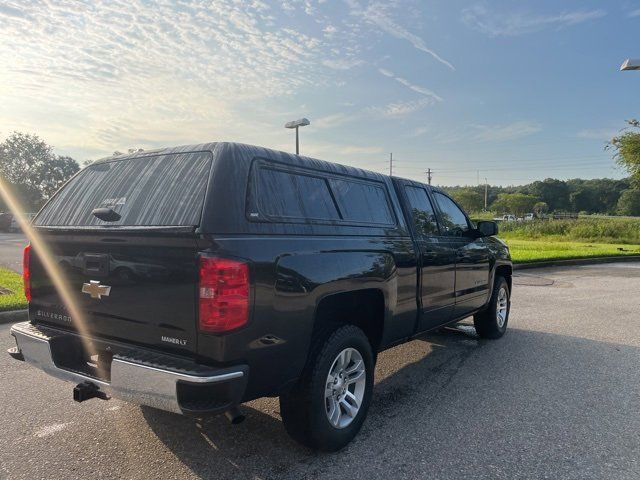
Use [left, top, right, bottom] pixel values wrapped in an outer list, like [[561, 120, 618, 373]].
[[484, 177, 489, 211], [426, 168, 432, 185], [389, 153, 393, 176], [477, 170, 480, 185]]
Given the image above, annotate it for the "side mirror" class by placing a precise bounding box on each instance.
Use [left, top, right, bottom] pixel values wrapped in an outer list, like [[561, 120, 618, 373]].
[[476, 220, 498, 237]]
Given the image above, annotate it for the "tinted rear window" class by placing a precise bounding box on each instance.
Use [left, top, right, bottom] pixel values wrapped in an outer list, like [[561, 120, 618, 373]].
[[328, 178, 394, 225], [252, 164, 395, 226], [35, 151, 212, 227], [257, 169, 340, 220]]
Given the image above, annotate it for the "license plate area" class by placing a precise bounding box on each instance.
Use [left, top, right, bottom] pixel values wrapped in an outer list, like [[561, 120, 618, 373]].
[[50, 335, 113, 382]]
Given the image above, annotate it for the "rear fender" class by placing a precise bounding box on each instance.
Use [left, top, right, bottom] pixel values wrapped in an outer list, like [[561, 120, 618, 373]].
[[274, 251, 397, 373]]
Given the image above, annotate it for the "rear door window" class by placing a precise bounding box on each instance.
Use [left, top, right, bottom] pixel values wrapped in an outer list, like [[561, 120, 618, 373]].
[[35, 151, 212, 227], [256, 169, 340, 220], [404, 186, 439, 236], [328, 178, 394, 225]]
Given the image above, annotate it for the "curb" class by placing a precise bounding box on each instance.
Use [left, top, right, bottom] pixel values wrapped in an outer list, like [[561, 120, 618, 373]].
[[514, 255, 640, 271], [0, 309, 27, 325]]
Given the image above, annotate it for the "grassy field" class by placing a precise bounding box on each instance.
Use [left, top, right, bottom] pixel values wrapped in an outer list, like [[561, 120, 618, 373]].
[[0, 268, 27, 312], [505, 239, 640, 263], [493, 217, 640, 263]]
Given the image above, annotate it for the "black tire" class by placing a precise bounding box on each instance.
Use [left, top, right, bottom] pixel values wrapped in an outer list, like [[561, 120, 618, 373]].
[[279, 324, 374, 451], [474, 276, 510, 339]]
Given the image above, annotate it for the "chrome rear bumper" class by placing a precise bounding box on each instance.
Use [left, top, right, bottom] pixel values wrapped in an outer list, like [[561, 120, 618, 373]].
[[8, 321, 247, 415]]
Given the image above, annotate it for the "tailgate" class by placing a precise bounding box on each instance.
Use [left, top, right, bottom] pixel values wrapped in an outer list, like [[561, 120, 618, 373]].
[[30, 231, 200, 355]]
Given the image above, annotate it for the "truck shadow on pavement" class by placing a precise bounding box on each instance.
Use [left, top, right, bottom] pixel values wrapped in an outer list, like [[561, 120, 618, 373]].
[[140, 324, 640, 480]]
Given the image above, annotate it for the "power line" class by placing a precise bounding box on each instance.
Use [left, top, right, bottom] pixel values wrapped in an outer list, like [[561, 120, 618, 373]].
[[395, 159, 615, 174], [395, 155, 611, 171]]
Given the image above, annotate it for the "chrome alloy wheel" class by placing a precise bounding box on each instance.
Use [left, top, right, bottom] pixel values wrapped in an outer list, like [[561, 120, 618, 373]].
[[325, 347, 366, 429], [496, 287, 508, 328]]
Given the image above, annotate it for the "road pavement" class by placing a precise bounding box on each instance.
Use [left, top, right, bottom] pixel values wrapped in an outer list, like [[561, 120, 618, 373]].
[[1, 263, 640, 479], [0, 232, 26, 272]]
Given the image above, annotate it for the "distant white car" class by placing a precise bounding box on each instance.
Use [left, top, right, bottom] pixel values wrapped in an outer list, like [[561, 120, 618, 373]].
[[9, 213, 36, 232], [523, 213, 534, 221], [493, 214, 516, 222]]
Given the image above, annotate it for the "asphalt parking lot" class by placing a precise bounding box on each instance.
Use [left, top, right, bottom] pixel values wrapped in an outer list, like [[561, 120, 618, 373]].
[[1, 262, 640, 479], [0, 232, 26, 272]]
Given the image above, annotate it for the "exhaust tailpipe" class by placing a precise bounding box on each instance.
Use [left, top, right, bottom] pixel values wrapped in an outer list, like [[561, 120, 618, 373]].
[[224, 407, 245, 424]]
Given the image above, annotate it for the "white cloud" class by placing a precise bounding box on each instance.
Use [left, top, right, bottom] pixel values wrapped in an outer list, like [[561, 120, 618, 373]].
[[407, 126, 430, 137], [628, 8, 640, 18], [376, 98, 436, 117], [577, 128, 619, 141], [345, 0, 455, 70], [323, 24, 338, 35], [378, 68, 443, 102], [322, 58, 364, 70], [339, 145, 384, 155], [471, 121, 542, 142], [0, 0, 376, 159], [314, 112, 361, 129], [462, 5, 606, 36]]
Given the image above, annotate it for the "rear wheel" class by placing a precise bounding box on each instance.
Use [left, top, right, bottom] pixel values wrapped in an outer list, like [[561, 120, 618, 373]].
[[279, 325, 374, 451], [474, 276, 510, 339]]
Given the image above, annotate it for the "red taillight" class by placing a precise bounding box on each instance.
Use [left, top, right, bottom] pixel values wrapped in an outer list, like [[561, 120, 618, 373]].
[[23, 244, 31, 302], [198, 257, 249, 333]]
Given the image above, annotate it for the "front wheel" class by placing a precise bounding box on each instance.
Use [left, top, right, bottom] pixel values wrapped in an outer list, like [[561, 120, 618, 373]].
[[474, 276, 510, 339], [279, 325, 374, 451]]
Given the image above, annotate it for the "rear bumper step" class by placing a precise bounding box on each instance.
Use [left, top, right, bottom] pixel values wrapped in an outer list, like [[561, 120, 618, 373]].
[[8, 321, 248, 415]]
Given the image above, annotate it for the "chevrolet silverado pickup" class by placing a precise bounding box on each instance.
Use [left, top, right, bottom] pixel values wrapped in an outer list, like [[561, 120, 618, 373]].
[[8, 142, 512, 451]]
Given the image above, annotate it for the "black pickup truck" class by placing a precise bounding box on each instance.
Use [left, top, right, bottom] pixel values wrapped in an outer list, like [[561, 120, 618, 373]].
[[8, 142, 512, 451]]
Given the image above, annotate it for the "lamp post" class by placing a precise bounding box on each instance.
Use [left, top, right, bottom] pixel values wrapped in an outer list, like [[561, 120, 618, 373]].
[[620, 59, 640, 71], [285, 118, 310, 155]]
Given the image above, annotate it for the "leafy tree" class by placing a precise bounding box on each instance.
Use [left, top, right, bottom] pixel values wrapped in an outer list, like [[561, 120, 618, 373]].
[[529, 178, 570, 212], [617, 189, 640, 216], [446, 177, 631, 215], [491, 193, 539, 217], [569, 188, 597, 213], [450, 189, 484, 212], [609, 120, 640, 184], [0, 132, 79, 210], [581, 178, 629, 214], [533, 201, 549, 215]]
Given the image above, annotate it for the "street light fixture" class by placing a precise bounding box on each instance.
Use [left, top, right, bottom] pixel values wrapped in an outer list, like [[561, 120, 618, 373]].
[[620, 59, 640, 71], [285, 118, 310, 155]]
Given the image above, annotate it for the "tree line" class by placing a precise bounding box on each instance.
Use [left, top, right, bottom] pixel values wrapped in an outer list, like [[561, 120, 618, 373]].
[[0, 132, 79, 211], [446, 119, 640, 217], [444, 177, 637, 216]]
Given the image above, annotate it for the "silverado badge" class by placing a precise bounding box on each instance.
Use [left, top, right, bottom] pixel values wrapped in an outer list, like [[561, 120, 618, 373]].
[[82, 280, 111, 299]]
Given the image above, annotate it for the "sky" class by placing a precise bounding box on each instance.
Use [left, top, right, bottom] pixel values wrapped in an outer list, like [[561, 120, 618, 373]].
[[1, 0, 639, 186]]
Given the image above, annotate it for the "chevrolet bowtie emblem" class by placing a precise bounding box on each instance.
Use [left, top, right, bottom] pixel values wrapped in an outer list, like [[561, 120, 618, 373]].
[[82, 280, 111, 299]]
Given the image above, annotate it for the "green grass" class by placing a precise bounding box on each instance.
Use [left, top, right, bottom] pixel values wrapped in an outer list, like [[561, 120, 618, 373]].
[[0, 268, 27, 312], [505, 239, 640, 264], [498, 217, 640, 244], [468, 215, 640, 263]]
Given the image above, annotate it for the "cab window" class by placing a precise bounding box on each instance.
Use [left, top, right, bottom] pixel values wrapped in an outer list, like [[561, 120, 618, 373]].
[[403, 186, 439, 236], [432, 191, 471, 237]]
